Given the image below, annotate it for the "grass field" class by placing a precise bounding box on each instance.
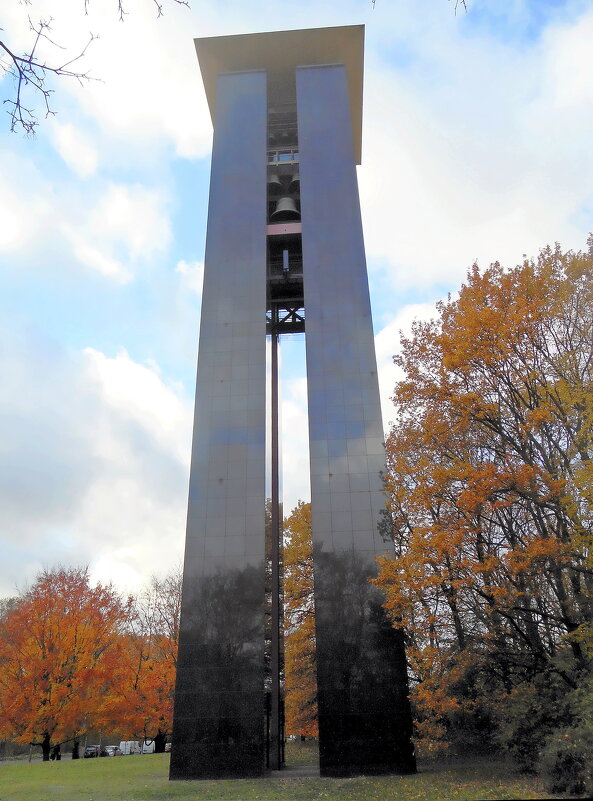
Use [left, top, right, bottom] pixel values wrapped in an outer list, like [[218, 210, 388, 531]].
[[0, 743, 561, 801]]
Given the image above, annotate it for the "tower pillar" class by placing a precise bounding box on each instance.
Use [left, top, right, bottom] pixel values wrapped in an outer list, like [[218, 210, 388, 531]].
[[170, 68, 268, 780], [298, 62, 416, 776]]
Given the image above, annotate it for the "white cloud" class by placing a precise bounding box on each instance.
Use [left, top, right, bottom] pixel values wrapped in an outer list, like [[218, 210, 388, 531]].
[[176, 259, 204, 295], [89, 183, 172, 260], [48, 0, 214, 160], [0, 146, 171, 284], [542, 10, 593, 109], [0, 332, 191, 596], [50, 121, 99, 177], [83, 347, 191, 464], [80, 347, 192, 591], [0, 153, 51, 253], [359, 3, 593, 289], [1, 0, 218, 159], [0, 185, 27, 250], [375, 302, 440, 428], [68, 233, 132, 283], [59, 182, 172, 281]]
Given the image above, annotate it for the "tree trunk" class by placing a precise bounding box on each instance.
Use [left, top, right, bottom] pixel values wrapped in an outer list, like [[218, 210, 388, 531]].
[[41, 732, 51, 762], [153, 730, 167, 754], [72, 740, 80, 759]]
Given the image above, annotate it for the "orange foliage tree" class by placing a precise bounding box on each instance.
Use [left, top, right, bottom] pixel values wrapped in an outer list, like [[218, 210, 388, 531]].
[[283, 501, 318, 737], [375, 238, 593, 757], [99, 569, 181, 752], [0, 567, 131, 760]]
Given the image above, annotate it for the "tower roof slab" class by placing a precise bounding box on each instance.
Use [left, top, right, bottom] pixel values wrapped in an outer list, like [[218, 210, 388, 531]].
[[195, 25, 364, 164]]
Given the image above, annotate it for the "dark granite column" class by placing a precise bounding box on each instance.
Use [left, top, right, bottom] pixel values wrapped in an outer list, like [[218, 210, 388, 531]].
[[170, 68, 268, 780], [297, 63, 416, 778]]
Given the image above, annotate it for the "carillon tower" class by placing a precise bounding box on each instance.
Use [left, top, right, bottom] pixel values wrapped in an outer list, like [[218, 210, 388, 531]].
[[170, 25, 416, 780]]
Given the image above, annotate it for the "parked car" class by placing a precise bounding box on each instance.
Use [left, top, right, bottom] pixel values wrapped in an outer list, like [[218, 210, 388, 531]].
[[83, 745, 101, 758], [103, 745, 122, 757], [164, 742, 172, 753]]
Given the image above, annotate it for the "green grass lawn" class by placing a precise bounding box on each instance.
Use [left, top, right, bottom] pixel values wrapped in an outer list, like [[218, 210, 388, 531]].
[[282, 740, 319, 766], [0, 744, 562, 801]]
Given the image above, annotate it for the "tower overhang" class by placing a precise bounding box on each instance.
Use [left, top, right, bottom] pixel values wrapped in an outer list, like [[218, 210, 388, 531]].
[[195, 25, 364, 164]]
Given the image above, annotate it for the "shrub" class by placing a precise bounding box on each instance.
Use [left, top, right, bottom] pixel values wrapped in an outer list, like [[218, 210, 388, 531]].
[[539, 725, 593, 796], [493, 681, 566, 772]]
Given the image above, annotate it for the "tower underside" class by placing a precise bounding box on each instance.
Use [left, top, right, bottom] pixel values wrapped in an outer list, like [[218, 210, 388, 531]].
[[170, 26, 416, 781]]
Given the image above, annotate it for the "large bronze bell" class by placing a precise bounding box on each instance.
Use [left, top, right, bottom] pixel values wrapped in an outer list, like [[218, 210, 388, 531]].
[[270, 196, 300, 222], [288, 172, 300, 193], [268, 173, 283, 195]]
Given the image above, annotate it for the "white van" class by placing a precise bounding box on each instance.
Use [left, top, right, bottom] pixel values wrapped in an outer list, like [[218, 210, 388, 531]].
[[119, 740, 141, 755], [141, 740, 155, 754]]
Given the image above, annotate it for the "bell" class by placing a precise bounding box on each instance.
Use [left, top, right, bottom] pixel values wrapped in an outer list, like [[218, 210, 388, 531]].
[[288, 173, 300, 193], [268, 173, 283, 195], [270, 196, 300, 222]]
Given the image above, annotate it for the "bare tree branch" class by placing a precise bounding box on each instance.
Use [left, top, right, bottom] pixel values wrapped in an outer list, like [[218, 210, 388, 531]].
[[116, 0, 189, 22], [0, 17, 97, 134], [372, 0, 467, 11], [1, 0, 190, 135]]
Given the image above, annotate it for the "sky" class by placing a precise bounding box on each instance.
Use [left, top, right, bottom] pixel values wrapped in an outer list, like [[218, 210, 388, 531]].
[[0, 0, 592, 597]]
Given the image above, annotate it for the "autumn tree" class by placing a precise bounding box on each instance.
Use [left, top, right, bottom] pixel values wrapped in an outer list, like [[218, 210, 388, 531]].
[[283, 501, 318, 737], [0, 566, 131, 760], [99, 568, 181, 752], [375, 237, 593, 761]]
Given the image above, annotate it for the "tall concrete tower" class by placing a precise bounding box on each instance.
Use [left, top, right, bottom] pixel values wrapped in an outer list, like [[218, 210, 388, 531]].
[[170, 25, 416, 780]]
